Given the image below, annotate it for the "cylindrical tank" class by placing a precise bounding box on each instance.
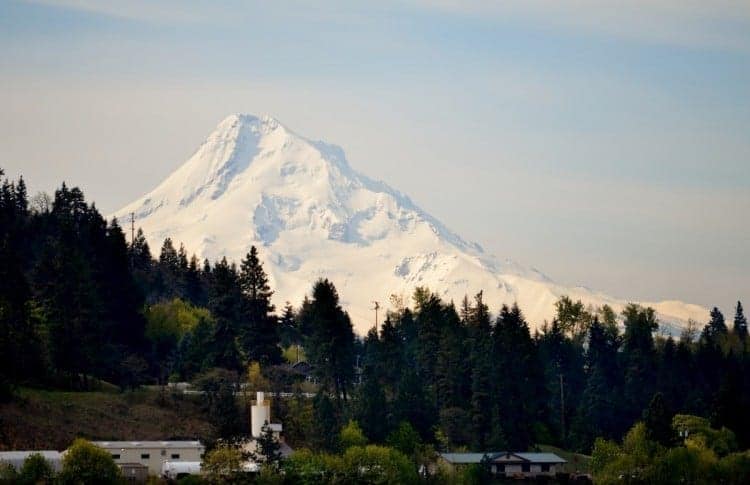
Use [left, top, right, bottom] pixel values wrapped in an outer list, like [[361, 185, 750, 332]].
[[250, 391, 270, 438]]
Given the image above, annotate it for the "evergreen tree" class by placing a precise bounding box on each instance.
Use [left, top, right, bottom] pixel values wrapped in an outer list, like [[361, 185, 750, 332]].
[[0, 226, 41, 397], [356, 329, 389, 442], [158, 237, 183, 299], [159, 238, 179, 269], [129, 228, 156, 303], [33, 184, 107, 388], [253, 421, 282, 466], [435, 302, 466, 411], [176, 316, 214, 380], [392, 368, 437, 442], [538, 320, 586, 447], [184, 254, 206, 306], [378, 316, 404, 393], [491, 304, 545, 451], [413, 288, 444, 396], [643, 392, 675, 446], [572, 318, 622, 451], [734, 301, 747, 340], [238, 246, 281, 366], [0, 171, 42, 397], [311, 391, 339, 452], [207, 258, 242, 372], [555, 296, 593, 339], [15, 176, 28, 214], [177, 243, 189, 273], [466, 293, 493, 450], [198, 368, 243, 439], [710, 354, 749, 448], [99, 218, 147, 379], [620, 304, 659, 426], [702, 307, 728, 343], [278, 302, 299, 349], [655, 337, 685, 412], [300, 279, 356, 402]]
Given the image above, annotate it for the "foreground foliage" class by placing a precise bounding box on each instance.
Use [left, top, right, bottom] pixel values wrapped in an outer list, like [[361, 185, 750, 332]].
[[592, 418, 750, 484]]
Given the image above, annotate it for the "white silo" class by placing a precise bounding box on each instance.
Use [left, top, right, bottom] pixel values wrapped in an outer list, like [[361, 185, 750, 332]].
[[250, 391, 270, 438]]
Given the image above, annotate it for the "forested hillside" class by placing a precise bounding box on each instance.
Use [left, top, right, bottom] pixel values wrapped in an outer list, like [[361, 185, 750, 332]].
[[2, 167, 750, 481]]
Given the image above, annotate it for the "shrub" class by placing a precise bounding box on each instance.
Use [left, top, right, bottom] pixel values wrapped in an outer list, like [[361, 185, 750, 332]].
[[19, 453, 55, 484], [340, 420, 367, 449], [59, 438, 121, 484]]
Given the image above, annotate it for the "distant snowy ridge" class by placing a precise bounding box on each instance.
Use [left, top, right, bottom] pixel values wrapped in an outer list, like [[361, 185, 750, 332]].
[[114, 114, 709, 334]]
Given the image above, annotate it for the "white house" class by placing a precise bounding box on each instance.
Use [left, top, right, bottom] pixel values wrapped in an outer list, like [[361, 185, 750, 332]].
[[93, 441, 204, 476]]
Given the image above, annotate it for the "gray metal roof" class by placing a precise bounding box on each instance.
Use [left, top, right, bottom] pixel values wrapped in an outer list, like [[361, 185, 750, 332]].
[[93, 441, 204, 449], [440, 453, 495, 464], [0, 451, 63, 471], [440, 452, 566, 464], [0, 451, 62, 460], [515, 452, 567, 463]]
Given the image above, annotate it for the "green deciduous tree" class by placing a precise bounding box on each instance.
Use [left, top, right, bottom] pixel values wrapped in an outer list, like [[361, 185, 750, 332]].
[[340, 420, 368, 449], [59, 439, 121, 485], [18, 453, 55, 485]]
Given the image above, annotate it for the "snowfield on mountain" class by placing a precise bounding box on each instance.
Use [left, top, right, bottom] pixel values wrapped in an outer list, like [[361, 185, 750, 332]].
[[114, 114, 708, 334]]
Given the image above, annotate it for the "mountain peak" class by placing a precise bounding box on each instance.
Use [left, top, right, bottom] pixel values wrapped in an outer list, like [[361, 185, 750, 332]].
[[215, 113, 288, 137], [114, 114, 708, 334]]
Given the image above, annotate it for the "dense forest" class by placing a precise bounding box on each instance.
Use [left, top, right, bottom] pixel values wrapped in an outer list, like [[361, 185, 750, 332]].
[[2, 168, 750, 482]]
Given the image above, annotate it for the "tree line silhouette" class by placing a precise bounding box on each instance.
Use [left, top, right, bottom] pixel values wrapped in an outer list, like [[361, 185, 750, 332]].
[[1, 168, 748, 456]]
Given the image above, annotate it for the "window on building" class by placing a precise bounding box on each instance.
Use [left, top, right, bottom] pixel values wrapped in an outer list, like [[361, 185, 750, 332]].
[[140, 453, 150, 459], [522, 463, 530, 473], [541, 464, 550, 472], [171, 454, 180, 459], [111, 454, 120, 460]]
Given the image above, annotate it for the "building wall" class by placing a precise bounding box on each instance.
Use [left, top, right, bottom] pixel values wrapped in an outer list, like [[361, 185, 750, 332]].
[[492, 463, 559, 477], [103, 446, 203, 476]]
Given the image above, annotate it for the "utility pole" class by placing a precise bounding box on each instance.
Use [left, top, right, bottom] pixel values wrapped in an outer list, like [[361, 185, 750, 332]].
[[559, 373, 565, 441], [130, 212, 135, 246], [372, 301, 380, 333], [129, 212, 136, 270]]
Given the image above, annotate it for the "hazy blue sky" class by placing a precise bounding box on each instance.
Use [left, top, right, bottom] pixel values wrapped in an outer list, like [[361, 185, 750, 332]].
[[1, 0, 749, 316]]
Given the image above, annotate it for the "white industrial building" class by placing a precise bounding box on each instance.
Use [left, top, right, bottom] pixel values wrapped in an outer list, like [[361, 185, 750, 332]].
[[93, 440, 205, 476], [0, 451, 63, 473]]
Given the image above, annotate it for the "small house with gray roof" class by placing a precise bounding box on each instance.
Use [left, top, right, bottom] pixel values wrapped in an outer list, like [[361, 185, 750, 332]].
[[439, 451, 566, 478]]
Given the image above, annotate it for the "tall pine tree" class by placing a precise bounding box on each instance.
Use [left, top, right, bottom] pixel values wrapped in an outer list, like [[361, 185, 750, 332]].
[[238, 246, 281, 366], [734, 301, 747, 341], [300, 279, 356, 403], [207, 258, 242, 372]]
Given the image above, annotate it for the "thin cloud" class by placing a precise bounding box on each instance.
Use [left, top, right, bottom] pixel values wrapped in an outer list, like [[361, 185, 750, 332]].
[[407, 0, 750, 52], [22, 0, 210, 24]]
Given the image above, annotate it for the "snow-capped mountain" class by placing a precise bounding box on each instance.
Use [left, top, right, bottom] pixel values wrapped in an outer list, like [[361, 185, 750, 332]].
[[114, 114, 708, 334]]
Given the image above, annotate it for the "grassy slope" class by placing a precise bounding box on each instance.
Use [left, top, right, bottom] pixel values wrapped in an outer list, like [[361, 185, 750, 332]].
[[537, 444, 591, 474], [0, 388, 215, 451]]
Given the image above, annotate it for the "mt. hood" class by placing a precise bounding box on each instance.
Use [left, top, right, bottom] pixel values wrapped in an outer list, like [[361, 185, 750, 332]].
[[115, 114, 708, 334]]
